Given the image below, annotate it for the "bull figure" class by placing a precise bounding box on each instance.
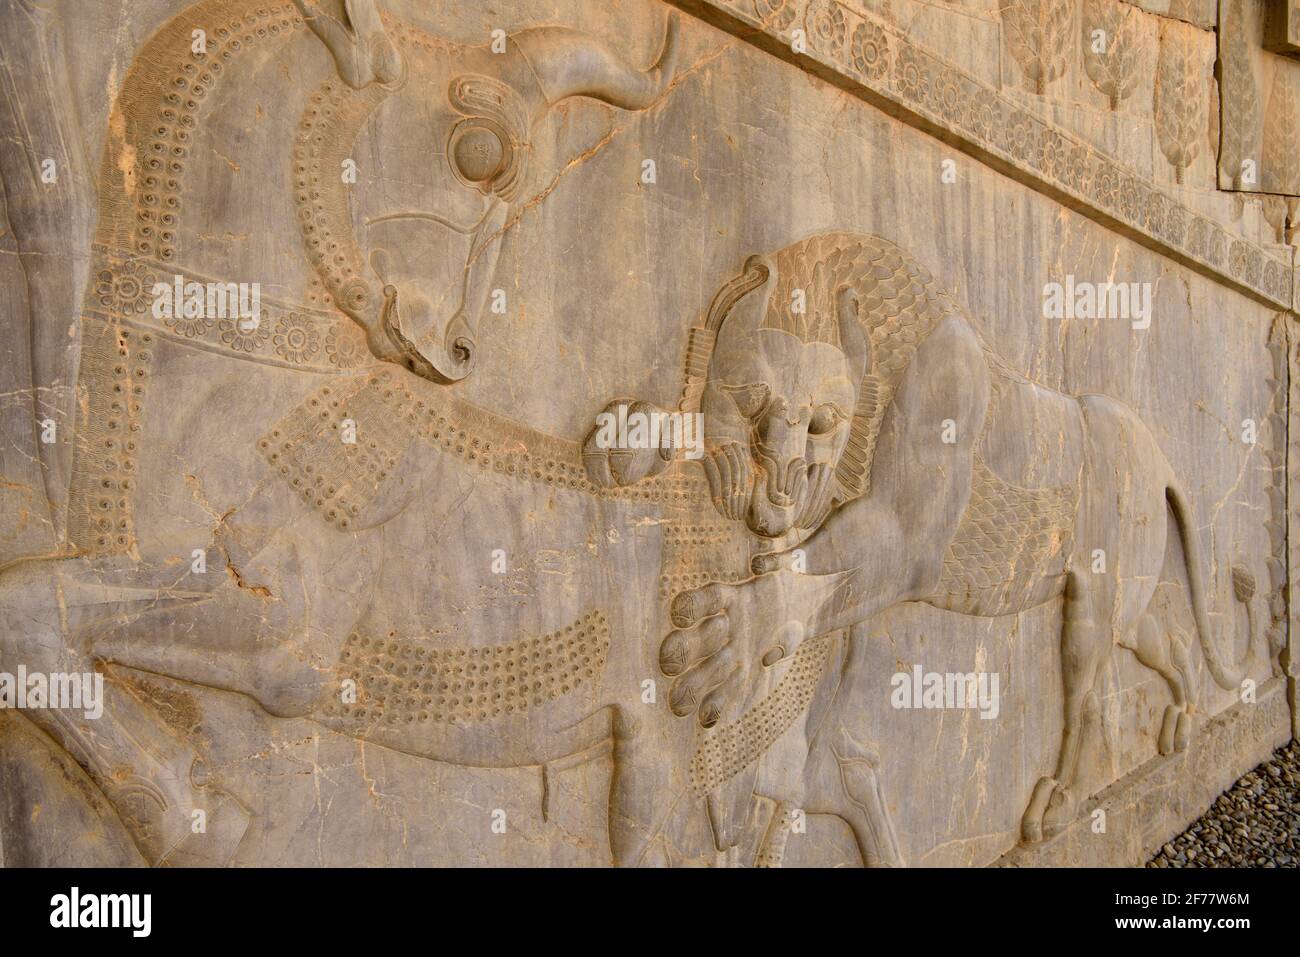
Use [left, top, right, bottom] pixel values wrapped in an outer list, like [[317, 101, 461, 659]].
[[0, 0, 684, 865]]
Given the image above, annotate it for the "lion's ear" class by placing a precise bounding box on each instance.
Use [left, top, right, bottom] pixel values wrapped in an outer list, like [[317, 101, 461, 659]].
[[836, 285, 870, 380]]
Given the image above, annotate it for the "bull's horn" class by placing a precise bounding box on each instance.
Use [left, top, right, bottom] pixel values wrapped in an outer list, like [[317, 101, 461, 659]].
[[294, 0, 402, 89], [514, 11, 680, 111]]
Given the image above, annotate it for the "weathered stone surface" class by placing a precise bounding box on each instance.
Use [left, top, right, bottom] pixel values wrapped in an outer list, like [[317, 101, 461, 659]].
[[0, 0, 1294, 867]]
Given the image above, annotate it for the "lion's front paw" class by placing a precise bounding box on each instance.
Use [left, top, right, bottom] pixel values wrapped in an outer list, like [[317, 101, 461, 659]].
[[660, 572, 798, 729]]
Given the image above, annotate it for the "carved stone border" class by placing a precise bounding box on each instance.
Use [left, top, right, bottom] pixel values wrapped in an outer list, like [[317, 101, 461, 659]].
[[667, 0, 1296, 310]]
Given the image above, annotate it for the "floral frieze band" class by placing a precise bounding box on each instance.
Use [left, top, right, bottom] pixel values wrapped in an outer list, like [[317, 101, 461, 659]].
[[673, 0, 1295, 310], [86, 246, 372, 374]]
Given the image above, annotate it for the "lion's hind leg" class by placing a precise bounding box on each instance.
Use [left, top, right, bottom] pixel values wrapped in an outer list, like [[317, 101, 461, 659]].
[[1117, 612, 1193, 755], [1022, 569, 1111, 843]]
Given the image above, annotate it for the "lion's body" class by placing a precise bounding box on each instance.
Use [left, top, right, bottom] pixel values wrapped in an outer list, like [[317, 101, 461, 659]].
[[684, 233, 1257, 859]]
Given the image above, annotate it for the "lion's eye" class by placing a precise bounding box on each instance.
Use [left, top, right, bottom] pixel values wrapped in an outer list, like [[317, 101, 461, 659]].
[[723, 382, 771, 420], [808, 403, 845, 435]]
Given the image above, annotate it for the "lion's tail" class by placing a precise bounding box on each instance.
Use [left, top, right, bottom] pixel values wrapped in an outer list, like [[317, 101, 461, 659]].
[[1166, 482, 1255, 690]]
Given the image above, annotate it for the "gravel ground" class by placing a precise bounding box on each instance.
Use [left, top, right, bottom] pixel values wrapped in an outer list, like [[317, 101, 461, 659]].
[[1147, 740, 1299, 867]]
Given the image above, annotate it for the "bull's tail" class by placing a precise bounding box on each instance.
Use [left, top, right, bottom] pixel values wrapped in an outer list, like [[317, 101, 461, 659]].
[[1166, 483, 1255, 690]]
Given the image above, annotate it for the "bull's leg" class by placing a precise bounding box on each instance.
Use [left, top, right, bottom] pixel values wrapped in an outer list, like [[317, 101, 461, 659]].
[[802, 726, 903, 867], [86, 525, 382, 718], [754, 799, 798, 867], [1022, 570, 1110, 843], [1117, 613, 1193, 755], [606, 710, 642, 865], [607, 704, 691, 867], [28, 675, 250, 866], [88, 594, 331, 719], [0, 561, 249, 865], [831, 729, 903, 866]]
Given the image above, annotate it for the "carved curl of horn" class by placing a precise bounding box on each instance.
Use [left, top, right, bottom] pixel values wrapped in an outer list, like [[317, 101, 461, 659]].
[[513, 11, 680, 110]]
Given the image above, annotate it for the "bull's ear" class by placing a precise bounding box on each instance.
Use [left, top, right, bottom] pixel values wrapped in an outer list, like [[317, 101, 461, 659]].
[[836, 285, 870, 380], [294, 0, 402, 88]]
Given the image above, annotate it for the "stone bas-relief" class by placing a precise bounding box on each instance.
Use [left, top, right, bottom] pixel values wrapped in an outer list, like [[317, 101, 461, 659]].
[[589, 231, 1268, 856], [0, 0, 1292, 867]]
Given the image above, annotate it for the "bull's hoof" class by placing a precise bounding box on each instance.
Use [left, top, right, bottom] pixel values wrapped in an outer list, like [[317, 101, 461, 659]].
[[111, 756, 249, 867], [159, 785, 251, 867]]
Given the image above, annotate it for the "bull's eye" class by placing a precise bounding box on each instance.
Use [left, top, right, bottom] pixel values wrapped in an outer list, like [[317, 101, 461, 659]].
[[808, 403, 845, 436], [451, 124, 506, 183]]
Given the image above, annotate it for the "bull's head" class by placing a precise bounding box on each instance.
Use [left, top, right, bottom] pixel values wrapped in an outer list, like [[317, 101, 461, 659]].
[[296, 0, 679, 382]]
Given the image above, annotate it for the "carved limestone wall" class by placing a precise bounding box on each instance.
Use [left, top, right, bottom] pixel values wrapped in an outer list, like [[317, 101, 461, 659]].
[[0, 0, 1294, 867]]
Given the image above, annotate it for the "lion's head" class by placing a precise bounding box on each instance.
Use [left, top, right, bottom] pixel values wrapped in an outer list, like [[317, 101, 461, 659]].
[[700, 273, 867, 542], [686, 232, 956, 548]]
